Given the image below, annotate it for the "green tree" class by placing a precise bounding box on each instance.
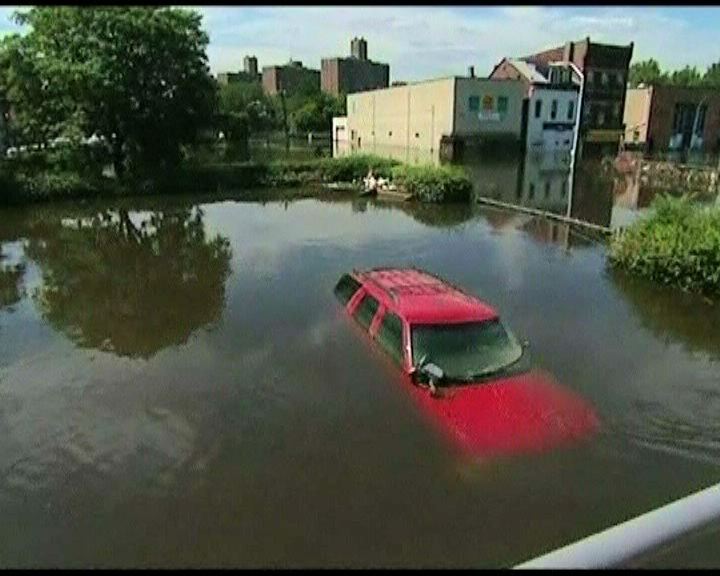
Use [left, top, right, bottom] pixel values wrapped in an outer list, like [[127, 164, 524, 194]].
[[628, 58, 666, 87], [290, 92, 346, 133], [218, 80, 276, 135], [701, 62, 720, 88], [5, 7, 216, 178], [668, 65, 703, 87]]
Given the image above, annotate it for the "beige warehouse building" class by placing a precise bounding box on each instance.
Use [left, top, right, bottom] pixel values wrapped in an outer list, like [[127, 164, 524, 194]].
[[344, 76, 525, 161]]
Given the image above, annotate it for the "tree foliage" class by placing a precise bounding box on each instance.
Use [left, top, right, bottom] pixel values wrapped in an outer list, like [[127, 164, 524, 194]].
[[289, 91, 346, 133], [629, 58, 720, 88], [217, 80, 276, 135], [2, 7, 216, 177]]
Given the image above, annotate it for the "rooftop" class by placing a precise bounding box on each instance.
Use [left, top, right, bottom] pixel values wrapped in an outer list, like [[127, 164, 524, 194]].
[[355, 268, 498, 325], [508, 59, 548, 84]]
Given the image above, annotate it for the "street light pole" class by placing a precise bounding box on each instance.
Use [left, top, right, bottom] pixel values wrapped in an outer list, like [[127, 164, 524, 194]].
[[564, 62, 585, 219]]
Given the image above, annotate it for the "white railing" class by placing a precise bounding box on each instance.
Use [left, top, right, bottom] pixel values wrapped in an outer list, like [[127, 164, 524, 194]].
[[514, 481, 720, 569]]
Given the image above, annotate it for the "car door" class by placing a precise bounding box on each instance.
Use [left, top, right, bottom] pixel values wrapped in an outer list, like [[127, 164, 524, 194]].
[[372, 309, 406, 368]]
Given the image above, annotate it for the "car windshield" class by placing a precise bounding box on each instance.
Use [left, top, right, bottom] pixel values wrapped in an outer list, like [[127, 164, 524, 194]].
[[411, 319, 523, 383]]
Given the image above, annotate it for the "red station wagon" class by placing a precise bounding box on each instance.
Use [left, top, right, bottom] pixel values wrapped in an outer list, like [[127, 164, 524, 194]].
[[334, 268, 599, 459]]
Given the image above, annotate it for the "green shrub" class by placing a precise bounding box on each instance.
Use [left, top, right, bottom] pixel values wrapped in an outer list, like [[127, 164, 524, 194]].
[[318, 154, 399, 182], [13, 171, 102, 201], [390, 164, 472, 203], [609, 195, 720, 297]]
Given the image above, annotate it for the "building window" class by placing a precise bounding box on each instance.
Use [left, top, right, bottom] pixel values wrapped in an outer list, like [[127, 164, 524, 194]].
[[613, 103, 622, 124], [616, 73, 625, 87], [567, 100, 575, 121], [597, 108, 606, 127], [469, 96, 480, 112], [544, 181, 551, 198], [529, 183, 535, 200], [601, 71, 609, 86], [551, 99, 558, 120], [388, 131, 392, 137], [498, 96, 508, 114], [534, 99, 542, 119], [586, 70, 594, 85], [583, 103, 592, 122], [415, 132, 420, 138]]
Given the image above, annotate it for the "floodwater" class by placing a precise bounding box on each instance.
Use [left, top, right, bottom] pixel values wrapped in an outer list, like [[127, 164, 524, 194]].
[[2, 183, 720, 567]]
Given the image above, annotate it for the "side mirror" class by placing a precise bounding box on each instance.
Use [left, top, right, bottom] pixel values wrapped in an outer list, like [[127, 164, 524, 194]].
[[423, 362, 444, 382]]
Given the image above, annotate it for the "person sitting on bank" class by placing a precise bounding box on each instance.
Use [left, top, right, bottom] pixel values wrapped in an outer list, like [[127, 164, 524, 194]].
[[364, 169, 377, 192]]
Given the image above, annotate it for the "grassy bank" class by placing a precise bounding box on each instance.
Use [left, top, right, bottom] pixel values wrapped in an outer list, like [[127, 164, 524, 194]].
[[390, 164, 472, 203], [609, 195, 720, 298], [1, 151, 474, 205]]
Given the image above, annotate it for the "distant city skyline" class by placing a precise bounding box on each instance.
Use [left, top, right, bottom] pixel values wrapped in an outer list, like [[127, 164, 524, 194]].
[[1, 6, 718, 81]]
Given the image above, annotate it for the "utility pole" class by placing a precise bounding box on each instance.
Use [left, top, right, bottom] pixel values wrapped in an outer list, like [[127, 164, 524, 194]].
[[279, 89, 290, 152]]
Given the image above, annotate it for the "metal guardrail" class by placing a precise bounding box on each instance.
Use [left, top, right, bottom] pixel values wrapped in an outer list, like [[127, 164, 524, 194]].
[[514, 481, 720, 569]]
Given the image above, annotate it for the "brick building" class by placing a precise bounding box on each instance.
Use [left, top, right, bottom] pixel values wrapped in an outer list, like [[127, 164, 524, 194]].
[[217, 55, 262, 86], [262, 60, 320, 96], [494, 37, 634, 156], [321, 37, 390, 96], [624, 85, 720, 153]]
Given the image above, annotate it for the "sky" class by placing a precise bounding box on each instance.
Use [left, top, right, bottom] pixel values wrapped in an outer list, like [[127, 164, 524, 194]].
[[1, 6, 719, 81]]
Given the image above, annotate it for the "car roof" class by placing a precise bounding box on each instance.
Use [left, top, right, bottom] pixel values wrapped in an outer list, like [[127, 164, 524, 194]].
[[353, 267, 498, 325]]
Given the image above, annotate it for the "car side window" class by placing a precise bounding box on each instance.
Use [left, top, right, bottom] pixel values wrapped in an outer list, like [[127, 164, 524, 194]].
[[376, 312, 404, 365], [353, 294, 379, 330], [334, 274, 362, 305]]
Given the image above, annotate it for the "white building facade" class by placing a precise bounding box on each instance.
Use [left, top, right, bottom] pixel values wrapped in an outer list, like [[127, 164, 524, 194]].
[[526, 84, 579, 153]]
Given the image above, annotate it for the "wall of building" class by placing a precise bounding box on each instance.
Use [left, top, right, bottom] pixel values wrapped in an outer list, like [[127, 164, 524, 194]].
[[321, 58, 389, 95], [346, 78, 456, 153], [646, 85, 720, 153], [218, 72, 260, 86], [453, 78, 525, 141], [526, 86, 579, 152], [623, 87, 653, 146], [262, 65, 321, 96]]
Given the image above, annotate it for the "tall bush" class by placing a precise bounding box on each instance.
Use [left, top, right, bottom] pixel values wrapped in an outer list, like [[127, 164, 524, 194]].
[[609, 195, 720, 297]]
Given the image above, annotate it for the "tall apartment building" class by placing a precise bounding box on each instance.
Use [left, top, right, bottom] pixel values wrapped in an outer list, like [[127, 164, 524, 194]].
[[217, 55, 261, 85], [244, 56, 258, 78], [262, 60, 321, 96], [494, 37, 634, 156], [321, 37, 390, 96]]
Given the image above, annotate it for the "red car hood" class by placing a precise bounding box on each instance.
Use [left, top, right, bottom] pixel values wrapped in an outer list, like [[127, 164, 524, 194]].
[[406, 369, 599, 458]]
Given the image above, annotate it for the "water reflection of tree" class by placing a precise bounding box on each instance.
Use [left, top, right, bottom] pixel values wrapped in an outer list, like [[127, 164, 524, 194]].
[[368, 200, 476, 229], [0, 262, 25, 310], [25, 207, 232, 358], [612, 270, 720, 359]]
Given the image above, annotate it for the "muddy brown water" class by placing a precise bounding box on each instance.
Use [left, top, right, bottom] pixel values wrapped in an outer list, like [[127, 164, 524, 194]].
[[1, 190, 720, 567]]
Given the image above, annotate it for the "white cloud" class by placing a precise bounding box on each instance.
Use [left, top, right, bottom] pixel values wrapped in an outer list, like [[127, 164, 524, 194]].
[[200, 6, 718, 80]]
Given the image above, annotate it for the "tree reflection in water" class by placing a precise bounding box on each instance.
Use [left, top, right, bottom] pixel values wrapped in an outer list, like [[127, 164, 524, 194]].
[[612, 269, 720, 360], [25, 206, 232, 358], [0, 262, 25, 310]]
